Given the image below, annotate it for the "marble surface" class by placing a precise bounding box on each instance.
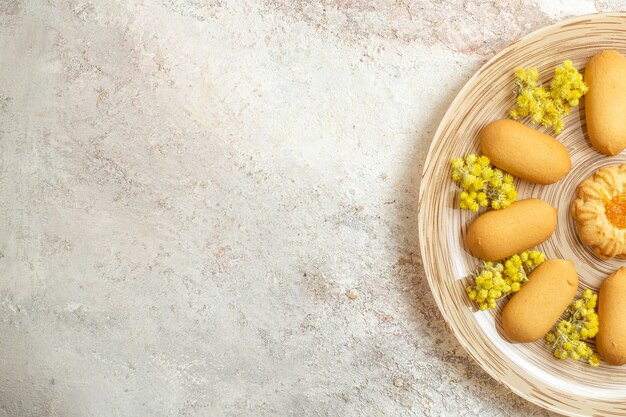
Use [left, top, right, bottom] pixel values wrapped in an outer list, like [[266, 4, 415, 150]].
[[1, 1, 624, 416]]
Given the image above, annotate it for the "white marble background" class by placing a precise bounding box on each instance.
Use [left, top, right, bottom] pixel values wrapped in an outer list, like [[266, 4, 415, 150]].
[[1, 1, 624, 416]]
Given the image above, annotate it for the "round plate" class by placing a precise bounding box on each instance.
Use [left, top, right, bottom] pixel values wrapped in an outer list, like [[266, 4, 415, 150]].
[[418, 12, 626, 417]]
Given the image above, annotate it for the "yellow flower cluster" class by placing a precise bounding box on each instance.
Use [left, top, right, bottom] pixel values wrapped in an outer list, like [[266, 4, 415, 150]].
[[545, 289, 600, 366], [466, 250, 545, 310], [450, 154, 517, 212], [509, 61, 588, 135]]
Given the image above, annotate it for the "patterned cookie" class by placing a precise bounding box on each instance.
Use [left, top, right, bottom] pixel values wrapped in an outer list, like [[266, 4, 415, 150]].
[[571, 164, 626, 259]]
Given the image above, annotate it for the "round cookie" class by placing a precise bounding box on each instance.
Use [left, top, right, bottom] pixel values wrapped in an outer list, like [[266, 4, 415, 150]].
[[571, 164, 626, 259]]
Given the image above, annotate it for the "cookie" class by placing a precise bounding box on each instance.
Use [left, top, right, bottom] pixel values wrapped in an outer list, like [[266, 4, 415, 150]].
[[465, 198, 557, 261], [571, 164, 626, 259], [480, 119, 571, 184], [597, 267, 626, 365], [502, 259, 578, 343], [585, 50, 626, 156]]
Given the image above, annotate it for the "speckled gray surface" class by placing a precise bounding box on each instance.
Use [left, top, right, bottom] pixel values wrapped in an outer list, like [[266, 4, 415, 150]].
[[1, 1, 624, 416]]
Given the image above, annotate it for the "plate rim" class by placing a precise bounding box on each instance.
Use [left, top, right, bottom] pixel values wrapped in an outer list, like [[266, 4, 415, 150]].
[[418, 11, 626, 417]]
